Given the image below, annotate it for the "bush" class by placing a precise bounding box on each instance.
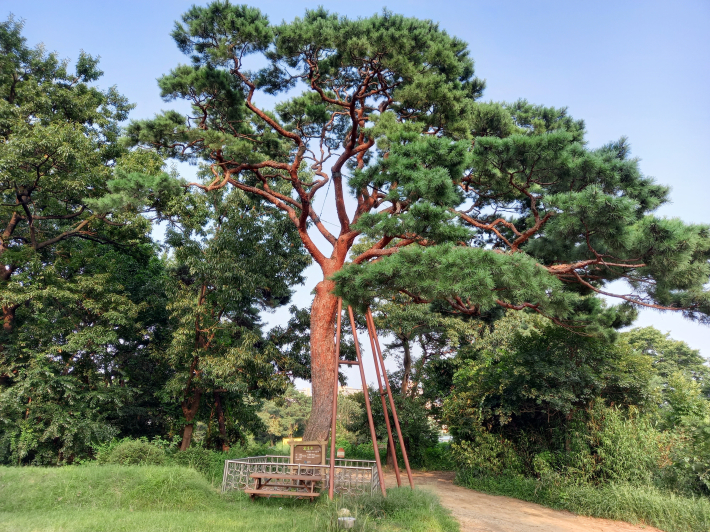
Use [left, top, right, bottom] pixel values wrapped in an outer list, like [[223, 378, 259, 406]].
[[334, 440, 381, 461], [589, 404, 668, 485], [668, 415, 710, 495], [104, 439, 166, 466], [169, 447, 213, 475], [420, 443, 456, 471], [451, 429, 523, 476], [449, 403, 681, 488]]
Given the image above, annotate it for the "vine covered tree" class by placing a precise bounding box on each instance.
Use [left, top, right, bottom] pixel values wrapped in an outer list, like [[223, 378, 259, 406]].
[[128, 3, 710, 439]]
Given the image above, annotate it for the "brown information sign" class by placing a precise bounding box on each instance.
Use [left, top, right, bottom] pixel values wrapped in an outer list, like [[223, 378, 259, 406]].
[[288, 440, 326, 465]]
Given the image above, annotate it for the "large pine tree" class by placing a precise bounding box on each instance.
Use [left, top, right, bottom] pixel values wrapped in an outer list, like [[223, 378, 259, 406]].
[[127, 3, 710, 439]]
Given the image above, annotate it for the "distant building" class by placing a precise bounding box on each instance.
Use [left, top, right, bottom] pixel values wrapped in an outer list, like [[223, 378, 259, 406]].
[[297, 385, 361, 397]]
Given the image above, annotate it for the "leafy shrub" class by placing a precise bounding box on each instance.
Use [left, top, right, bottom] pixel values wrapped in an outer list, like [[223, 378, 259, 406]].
[[170, 447, 214, 477], [104, 439, 166, 466], [668, 414, 710, 495], [420, 443, 455, 471], [450, 403, 678, 488], [452, 429, 522, 476], [589, 404, 667, 484], [334, 440, 381, 461]]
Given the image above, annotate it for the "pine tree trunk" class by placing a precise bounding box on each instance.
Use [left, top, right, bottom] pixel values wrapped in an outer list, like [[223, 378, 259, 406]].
[[214, 391, 229, 452], [180, 388, 202, 451], [302, 278, 339, 441]]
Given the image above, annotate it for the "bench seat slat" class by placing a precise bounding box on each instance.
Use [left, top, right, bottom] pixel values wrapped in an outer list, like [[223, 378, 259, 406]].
[[249, 482, 317, 489], [244, 488, 320, 498], [250, 473, 323, 481]]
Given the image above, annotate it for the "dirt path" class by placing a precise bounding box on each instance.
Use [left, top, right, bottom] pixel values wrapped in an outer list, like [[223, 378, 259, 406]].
[[384, 471, 662, 532]]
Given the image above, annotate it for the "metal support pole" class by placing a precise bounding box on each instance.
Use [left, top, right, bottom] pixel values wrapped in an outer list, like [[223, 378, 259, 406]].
[[328, 298, 343, 500], [366, 308, 415, 489], [365, 310, 402, 488], [348, 305, 387, 497]]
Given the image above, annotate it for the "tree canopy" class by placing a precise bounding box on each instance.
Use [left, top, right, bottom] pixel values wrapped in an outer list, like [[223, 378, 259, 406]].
[[0, 16, 137, 329], [125, 2, 710, 439], [1, 6, 707, 474], [158, 186, 310, 450]]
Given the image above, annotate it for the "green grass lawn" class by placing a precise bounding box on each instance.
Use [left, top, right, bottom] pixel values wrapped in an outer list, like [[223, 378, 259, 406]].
[[0, 465, 458, 532]]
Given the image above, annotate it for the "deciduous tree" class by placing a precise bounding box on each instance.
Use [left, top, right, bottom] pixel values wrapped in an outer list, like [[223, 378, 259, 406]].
[[159, 187, 309, 450], [0, 16, 141, 334]]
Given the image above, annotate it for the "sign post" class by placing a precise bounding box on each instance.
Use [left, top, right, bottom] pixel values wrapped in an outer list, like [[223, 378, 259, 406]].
[[288, 440, 327, 466]]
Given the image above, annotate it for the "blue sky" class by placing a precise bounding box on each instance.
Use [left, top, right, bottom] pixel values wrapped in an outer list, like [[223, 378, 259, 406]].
[[8, 0, 709, 380]]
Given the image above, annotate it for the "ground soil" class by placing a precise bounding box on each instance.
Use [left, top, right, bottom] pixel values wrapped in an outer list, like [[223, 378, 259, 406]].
[[384, 471, 663, 532]]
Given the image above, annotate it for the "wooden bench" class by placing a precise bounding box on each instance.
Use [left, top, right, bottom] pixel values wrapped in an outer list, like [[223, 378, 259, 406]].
[[246, 472, 323, 500]]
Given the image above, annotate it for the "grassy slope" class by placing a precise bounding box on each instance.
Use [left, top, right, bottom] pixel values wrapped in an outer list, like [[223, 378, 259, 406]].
[[0, 465, 458, 532], [456, 472, 710, 532]]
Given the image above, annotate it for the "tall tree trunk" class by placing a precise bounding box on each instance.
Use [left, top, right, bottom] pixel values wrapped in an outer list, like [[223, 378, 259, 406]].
[[2, 304, 17, 335], [401, 337, 412, 395], [180, 388, 202, 451], [302, 278, 339, 441], [564, 410, 573, 453], [214, 391, 229, 452], [386, 437, 397, 469]]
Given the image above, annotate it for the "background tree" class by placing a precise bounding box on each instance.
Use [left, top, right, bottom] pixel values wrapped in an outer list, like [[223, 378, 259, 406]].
[[256, 386, 312, 445], [443, 312, 659, 442], [0, 235, 166, 464], [159, 186, 310, 450], [349, 387, 440, 468], [0, 16, 141, 335], [443, 312, 710, 492], [371, 296, 472, 396], [0, 16, 176, 462], [620, 326, 709, 392]]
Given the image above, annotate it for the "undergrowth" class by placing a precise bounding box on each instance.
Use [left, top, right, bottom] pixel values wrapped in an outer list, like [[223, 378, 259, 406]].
[[94, 437, 290, 486]]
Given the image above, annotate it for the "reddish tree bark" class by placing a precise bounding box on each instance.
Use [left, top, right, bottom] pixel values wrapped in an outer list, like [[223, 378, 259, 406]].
[[303, 279, 340, 440], [214, 391, 229, 452], [2, 304, 17, 334], [180, 387, 202, 451]]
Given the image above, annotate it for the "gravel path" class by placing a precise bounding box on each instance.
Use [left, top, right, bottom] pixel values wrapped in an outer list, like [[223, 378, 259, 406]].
[[384, 471, 662, 532]]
